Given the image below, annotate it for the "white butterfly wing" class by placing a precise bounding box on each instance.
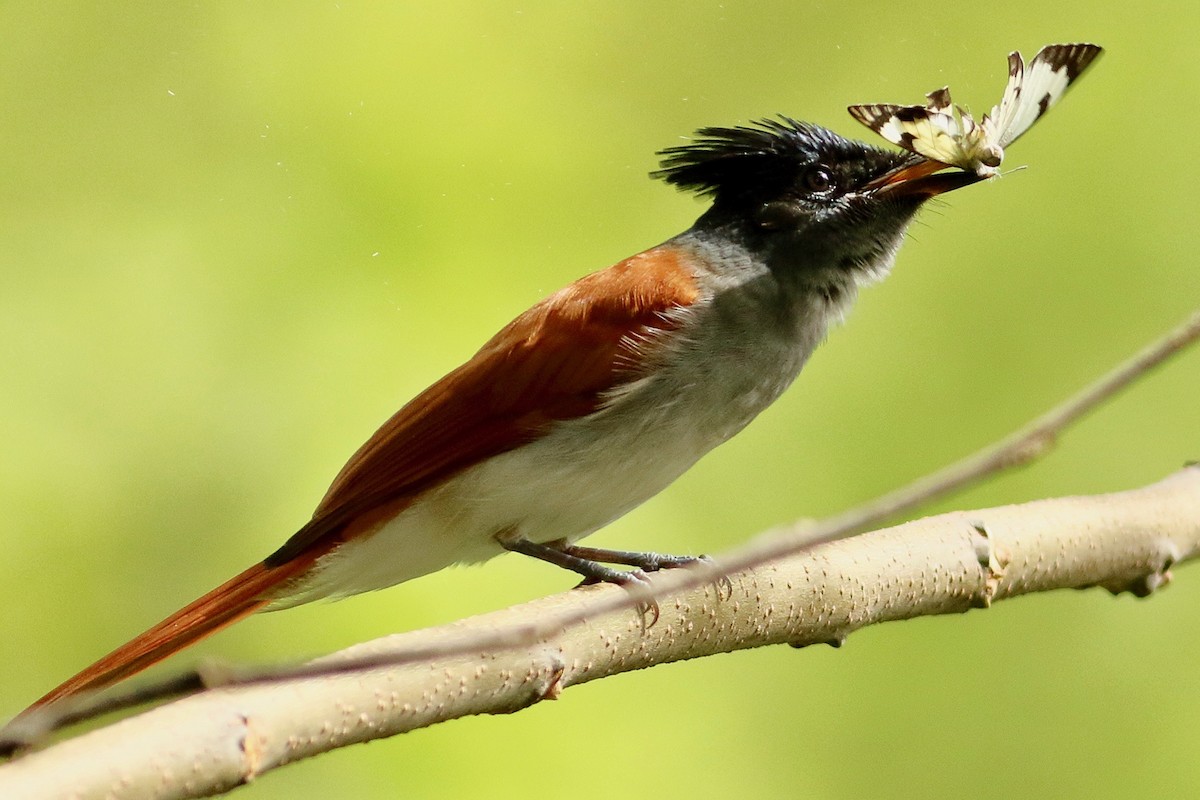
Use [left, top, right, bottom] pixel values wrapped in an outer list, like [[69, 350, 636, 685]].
[[985, 52, 1026, 146], [993, 43, 1103, 149], [847, 102, 965, 165]]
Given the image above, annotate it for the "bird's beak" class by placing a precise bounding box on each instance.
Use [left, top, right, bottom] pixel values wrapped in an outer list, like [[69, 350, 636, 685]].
[[865, 158, 987, 198]]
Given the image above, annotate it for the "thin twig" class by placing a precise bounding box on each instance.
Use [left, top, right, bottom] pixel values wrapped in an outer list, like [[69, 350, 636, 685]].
[[6, 309, 1199, 748]]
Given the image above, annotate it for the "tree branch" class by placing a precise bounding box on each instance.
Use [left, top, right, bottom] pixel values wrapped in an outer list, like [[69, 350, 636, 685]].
[[1, 466, 1198, 799]]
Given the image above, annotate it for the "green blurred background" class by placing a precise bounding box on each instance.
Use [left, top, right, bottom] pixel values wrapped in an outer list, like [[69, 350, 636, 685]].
[[2, 2, 1198, 797]]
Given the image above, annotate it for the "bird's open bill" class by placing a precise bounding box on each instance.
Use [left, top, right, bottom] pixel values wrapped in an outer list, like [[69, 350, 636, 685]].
[[867, 158, 987, 198]]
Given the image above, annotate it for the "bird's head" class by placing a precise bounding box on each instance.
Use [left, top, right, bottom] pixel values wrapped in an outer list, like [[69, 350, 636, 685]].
[[654, 117, 980, 288]]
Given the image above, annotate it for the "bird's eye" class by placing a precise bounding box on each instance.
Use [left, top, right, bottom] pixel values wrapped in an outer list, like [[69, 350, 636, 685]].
[[802, 166, 835, 195]]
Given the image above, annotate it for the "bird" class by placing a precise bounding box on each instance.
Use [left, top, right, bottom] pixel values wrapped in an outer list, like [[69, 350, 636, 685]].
[[20, 116, 981, 715]]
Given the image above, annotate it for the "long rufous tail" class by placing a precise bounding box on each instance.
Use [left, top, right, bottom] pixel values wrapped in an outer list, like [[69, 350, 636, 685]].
[[24, 556, 316, 714]]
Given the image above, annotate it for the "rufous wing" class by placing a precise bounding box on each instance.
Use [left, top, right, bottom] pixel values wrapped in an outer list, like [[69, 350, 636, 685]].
[[267, 244, 701, 564]]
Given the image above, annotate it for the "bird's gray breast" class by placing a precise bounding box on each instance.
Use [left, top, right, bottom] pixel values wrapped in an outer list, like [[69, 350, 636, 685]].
[[623, 269, 835, 454]]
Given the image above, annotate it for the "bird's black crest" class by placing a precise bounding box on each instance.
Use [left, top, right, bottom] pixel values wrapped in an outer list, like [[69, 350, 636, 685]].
[[653, 117, 868, 201]]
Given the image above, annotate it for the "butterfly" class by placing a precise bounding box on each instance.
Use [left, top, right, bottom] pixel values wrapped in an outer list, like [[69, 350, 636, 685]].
[[848, 43, 1103, 177]]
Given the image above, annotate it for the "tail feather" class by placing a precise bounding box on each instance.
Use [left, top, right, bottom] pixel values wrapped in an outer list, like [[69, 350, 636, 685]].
[[25, 556, 316, 713]]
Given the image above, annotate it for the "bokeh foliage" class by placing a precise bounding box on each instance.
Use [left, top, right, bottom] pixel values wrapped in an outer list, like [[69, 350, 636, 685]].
[[2, 3, 1198, 798]]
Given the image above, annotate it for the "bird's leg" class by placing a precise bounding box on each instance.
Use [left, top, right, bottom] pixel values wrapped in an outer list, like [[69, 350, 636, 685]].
[[543, 540, 731, 599], [541, 540, 707, 572], [498, 536, 662, 626], [499, 536, 657, 582]]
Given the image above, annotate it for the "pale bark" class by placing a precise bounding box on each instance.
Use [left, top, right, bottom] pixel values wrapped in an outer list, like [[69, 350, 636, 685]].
[[2, 466, 1198, 800]]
